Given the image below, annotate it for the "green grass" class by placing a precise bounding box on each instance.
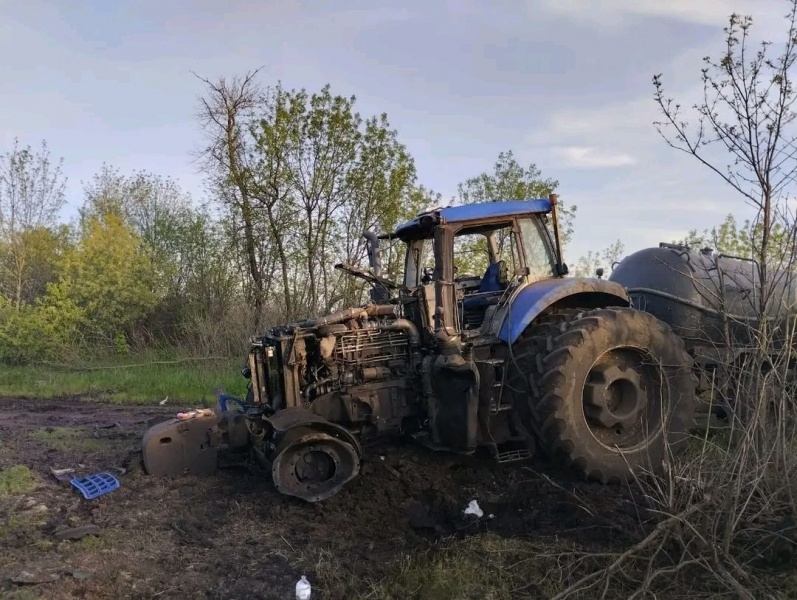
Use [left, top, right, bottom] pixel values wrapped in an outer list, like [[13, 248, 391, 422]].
[[314, 534, 574, 600], [0, 465, 37, 497], [0, 354, 247, 405]]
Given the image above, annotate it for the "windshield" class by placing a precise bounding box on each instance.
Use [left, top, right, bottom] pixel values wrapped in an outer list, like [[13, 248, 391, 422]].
[[402, 216, 557, 289], [404, 238, 435, 288], [518, 217, 558, 280], [454, 223, 518, 278]]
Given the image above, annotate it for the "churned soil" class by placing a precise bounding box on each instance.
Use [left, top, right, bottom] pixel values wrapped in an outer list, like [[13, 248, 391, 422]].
[[0, 396, 642, 599]]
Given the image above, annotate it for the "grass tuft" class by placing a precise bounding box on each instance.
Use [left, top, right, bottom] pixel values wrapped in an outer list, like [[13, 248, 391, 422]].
[[0, 464, 37, 497]]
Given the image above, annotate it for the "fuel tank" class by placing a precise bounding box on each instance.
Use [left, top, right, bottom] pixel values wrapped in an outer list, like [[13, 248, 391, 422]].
[[608, 243, 797, 350]]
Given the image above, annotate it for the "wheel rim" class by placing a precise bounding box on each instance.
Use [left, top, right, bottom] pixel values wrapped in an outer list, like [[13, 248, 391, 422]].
[[582, 347, 663, 450], [271, 429, 360, 502]]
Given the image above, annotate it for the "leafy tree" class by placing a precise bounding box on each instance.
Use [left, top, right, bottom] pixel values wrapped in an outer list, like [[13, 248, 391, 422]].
[[0, 139, 67, 309], [457, 150, 576, 247], [196, 72, 418, 320], [82, 165, 194, 294], [0, 292, 82, 364], [452, 151, 573, 277], [677, 213, 794, 263], [0, 225, 71, 305], [248, 83, 417, 314], [80, 164, 243, 343], [572, 239, 625, 278], [49, 214, 157, 348]]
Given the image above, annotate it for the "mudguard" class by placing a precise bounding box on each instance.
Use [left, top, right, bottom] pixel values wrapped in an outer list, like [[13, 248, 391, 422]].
[[493, 278, 629, 345], [265, 406, 363, 457]]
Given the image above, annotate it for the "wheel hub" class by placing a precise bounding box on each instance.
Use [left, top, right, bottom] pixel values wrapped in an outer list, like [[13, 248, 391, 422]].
[[295, 449, 335, 483], [583, 364, 647, 430]]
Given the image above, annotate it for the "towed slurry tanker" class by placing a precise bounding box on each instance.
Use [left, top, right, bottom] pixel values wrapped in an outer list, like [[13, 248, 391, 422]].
[[610, 242, 797, 422], [139, 196, 729, 502]]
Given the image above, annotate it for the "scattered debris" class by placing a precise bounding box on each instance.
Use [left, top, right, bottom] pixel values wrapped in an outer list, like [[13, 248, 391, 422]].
[[464, 499, 483, 518], [295, 574, 311, 599], [50, 467, 76, 484], [68, 570, 91, 582], [70, 473, 120, 500], [54, 524, 101, 541], [175, 408, 214, 420]]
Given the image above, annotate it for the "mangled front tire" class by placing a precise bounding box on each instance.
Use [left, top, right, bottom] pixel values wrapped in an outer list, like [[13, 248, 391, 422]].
[[508, 307, 698, 483], [271, 426, 361, 503]]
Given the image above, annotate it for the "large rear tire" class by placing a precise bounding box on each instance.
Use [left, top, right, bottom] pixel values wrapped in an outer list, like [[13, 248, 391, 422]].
[[506, 307, 698, 483]]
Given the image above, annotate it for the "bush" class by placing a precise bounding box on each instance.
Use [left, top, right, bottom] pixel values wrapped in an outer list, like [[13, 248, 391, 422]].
[[0, 294, 81, 364]]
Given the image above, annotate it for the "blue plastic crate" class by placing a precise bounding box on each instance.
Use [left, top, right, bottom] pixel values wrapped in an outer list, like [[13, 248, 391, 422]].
[[70, 473, 120, 500]]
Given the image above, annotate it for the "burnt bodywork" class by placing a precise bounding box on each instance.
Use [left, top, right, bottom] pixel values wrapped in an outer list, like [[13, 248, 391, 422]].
[[141, 196, 690, 501], [236, 199, 590, 475]]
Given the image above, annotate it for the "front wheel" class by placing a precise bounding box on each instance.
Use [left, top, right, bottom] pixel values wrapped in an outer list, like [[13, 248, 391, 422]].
[[506, 307, 698, 483]]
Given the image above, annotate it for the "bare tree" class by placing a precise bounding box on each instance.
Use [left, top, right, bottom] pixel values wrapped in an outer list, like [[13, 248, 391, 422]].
[[194, 68, 271, 327], [653, 1, 797, 315]]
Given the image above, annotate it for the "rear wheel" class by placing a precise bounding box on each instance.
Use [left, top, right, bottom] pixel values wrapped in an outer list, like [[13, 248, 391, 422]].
[[506, 307, 698, 483]]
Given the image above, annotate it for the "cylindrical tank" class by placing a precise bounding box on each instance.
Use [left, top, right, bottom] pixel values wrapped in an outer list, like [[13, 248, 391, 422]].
[[608, 243, 797, 350]]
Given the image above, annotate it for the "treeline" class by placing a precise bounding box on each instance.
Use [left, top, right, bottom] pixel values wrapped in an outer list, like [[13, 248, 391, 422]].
[[1, 73, 627, 365]]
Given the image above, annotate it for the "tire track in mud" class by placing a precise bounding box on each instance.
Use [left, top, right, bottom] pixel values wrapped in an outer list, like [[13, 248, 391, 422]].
[[0, 396, 181, 430]]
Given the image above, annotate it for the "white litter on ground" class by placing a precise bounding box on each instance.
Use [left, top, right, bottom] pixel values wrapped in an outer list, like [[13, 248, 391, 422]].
[[296, 574, 311, 599], [464, 499, 484, 518]]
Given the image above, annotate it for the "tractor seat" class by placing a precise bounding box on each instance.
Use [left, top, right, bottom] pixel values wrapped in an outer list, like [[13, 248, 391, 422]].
[[462, 261, 508, 311]]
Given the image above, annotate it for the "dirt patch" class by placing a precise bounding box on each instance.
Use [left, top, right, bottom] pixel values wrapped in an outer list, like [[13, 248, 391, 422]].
[[0, 397, 643, 599]]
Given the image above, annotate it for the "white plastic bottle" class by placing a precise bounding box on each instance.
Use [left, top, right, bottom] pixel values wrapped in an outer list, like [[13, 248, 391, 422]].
[[296, 575, 311, 600]]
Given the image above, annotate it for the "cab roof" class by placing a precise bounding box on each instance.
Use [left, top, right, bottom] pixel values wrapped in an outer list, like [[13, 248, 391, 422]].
[[391, 198, 552, 239]]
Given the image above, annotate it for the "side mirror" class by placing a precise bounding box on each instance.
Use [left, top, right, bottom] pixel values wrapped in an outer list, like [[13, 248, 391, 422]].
[[595, 267, 604, 279]]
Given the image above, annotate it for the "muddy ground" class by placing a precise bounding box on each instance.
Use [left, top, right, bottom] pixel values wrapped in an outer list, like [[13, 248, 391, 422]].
[[0, 397, 647, 599]]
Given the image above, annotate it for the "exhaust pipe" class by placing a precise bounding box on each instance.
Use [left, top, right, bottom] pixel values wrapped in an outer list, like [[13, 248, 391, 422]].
[[363, 231, 382, 276], [363, 230, 390, 302]]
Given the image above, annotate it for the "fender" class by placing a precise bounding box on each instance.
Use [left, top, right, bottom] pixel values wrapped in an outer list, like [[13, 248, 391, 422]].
[[494, 277, 630, 345]]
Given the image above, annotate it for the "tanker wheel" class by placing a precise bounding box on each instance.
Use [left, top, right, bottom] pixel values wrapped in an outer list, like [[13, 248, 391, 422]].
[[270, 426, 361, 502], [506, 307, 698, 483]]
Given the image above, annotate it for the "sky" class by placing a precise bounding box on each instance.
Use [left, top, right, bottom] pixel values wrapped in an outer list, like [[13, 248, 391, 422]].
[[0, 0, 790, 262]]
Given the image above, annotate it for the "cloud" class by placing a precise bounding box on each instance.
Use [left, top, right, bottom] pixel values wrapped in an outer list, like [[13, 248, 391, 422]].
[[529, 97, 658, 144], [534, 0, 784, 28], [551, 146, 637, 168]]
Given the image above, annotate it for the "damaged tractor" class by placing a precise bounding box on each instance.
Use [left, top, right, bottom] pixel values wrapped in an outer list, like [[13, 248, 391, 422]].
[[141, 195, 698, 502]]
